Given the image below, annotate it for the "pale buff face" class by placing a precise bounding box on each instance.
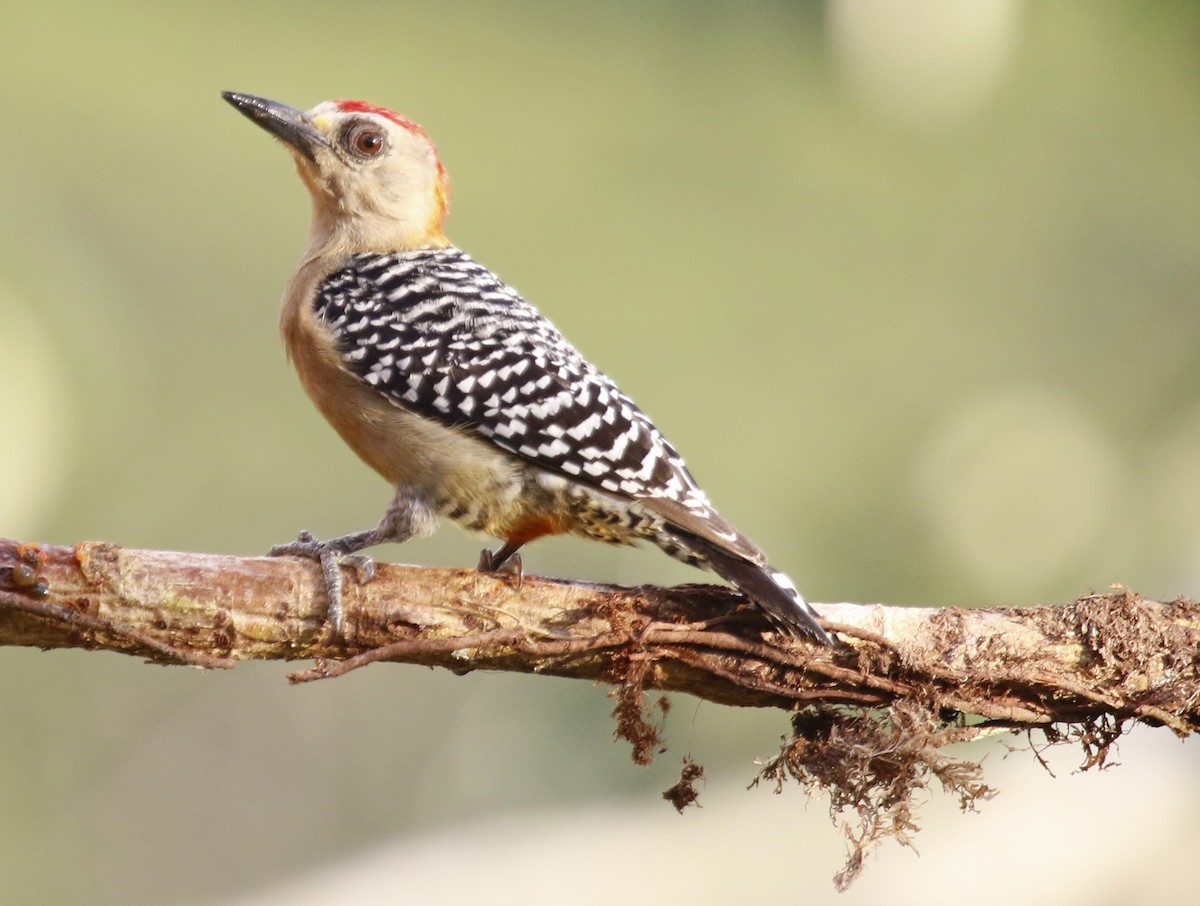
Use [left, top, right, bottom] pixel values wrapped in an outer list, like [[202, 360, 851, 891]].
[[290, 100, 450, 254]]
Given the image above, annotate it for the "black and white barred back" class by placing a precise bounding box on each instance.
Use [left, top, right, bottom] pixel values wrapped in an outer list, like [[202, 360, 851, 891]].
[[315, 249, 706, 506], [312, 248, 831, 643]]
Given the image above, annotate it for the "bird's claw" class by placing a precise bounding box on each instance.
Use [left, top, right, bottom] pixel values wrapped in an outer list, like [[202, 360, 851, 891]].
[[268, 530, 377, 636], [268, 529, 320, 558], [340, 554, 375, 584], [478, 548, 524, 591]]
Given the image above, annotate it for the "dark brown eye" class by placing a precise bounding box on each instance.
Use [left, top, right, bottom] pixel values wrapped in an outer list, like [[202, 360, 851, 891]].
[[345, 123, 387, 159]]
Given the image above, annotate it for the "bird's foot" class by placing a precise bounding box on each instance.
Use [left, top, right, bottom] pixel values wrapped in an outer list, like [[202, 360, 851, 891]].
[[478, 547, 524, 591], [269, 530, 376, 634]]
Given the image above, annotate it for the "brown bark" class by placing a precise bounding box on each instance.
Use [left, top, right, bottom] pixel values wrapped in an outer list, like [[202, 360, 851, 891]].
[[1, 538, 1195, 734], [5, 536, 1196, 888]]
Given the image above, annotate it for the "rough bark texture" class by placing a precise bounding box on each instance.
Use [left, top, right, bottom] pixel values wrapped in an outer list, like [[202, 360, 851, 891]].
[[2, 538, 1195, 730], [4, 537, 1196, 887]]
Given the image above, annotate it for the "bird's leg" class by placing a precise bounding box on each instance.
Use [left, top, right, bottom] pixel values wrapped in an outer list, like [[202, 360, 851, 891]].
[[270, 490, 431, 633], [478, 540, 525, 590]]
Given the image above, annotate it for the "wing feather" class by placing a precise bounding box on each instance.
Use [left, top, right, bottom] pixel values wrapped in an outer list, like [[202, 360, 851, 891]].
[[314, 248, 764, 561]]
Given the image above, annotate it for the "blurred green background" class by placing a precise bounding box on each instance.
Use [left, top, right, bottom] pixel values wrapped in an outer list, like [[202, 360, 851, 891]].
[[2, 1, 1198, 903]]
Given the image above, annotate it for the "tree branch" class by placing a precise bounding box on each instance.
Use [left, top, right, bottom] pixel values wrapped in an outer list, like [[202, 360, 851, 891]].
[[3, 538, 1194, 729], [4, 537, 1197, 887]]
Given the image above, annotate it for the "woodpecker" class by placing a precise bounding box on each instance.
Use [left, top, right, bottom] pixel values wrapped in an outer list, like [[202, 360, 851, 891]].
[[223, 91, 834, 646]]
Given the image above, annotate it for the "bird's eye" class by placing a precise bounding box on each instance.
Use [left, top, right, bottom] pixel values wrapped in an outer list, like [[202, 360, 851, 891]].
[[345, 123, 388, 159]]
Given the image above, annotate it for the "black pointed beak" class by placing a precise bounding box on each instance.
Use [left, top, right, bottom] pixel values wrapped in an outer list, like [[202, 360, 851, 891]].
[[222, 91, 329, 161]]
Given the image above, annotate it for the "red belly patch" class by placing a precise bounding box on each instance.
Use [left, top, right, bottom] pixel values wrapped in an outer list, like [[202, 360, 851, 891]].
[[504, 513, 568, 545]]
